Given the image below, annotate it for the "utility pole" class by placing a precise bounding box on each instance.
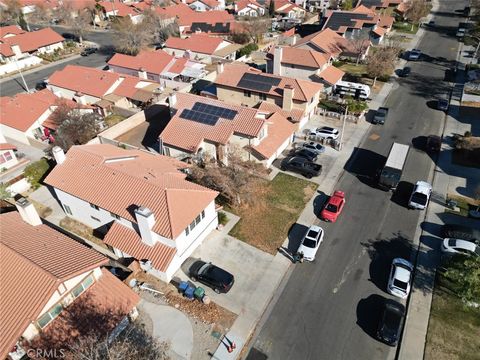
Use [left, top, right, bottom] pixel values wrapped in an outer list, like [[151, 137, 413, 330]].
[[339, 105, 347, 151]]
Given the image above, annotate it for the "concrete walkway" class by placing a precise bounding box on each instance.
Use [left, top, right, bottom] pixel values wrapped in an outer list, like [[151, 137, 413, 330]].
[[138, 300, 194, 360]]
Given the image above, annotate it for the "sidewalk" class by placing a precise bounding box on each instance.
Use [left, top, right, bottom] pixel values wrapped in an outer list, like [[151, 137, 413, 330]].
[[398, 44, 479, 360]]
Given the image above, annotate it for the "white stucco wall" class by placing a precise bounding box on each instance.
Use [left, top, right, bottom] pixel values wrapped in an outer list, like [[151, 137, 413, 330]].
[[47, 84, 101, 104], [0, 124, 29, 144], [0, 149, 18, 169], [36, 42, 64, 55], [189, 1, 210, 11]]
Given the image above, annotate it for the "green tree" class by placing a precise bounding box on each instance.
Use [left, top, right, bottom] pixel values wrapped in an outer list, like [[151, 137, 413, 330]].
[[0, 183, 12, 200], [24, 159, 50, 189], [444, 256, 480, 303], [341, 0, 353, 10]]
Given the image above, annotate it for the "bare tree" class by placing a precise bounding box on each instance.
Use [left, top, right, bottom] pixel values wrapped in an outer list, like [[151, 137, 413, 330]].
[[111, 17, 154, 55], [28, 3, 51, 24], [348, 31, 370, 65], [366, 46, 398, 86], [241, 17, 270, 44], [142, 8, 178, 44], [67, 10, 91, 43], [0, 0, 22, 25], [54, 109, 101, 151], [404, 0, 430, 31]]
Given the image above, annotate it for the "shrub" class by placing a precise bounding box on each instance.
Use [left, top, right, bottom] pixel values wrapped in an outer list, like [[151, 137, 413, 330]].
[[218, 211, 229, 225], [231, 32, 250, 44], [24, 158, 51, 189], [318, 99, 343, 112], [237, 43, 258, 58]]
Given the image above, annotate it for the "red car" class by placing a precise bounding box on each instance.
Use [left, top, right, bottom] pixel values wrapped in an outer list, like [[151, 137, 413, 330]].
[[321, 190, 346, 222]]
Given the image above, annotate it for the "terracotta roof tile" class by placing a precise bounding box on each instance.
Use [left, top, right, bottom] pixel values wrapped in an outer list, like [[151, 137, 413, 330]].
[[251, 112, 296, 159], [104, 222, 176, 272], [154, 3, 195, 19], [318, 65, 345, 85], [294, 28, 355, 58], [0, 25, 25, 38], [165, 34, 226, 55], [0, 211, 107, 360], [257, 101, 305, 123], [215, 63, 323, 102], [0, 143, 17, 151], [1, 28, 64, 53], [108, 50, 175, 74], [161, 93, 264, 152], [236, 0, 264, 12], [44, 144, 218, 239], [270, 46, 330, 68]]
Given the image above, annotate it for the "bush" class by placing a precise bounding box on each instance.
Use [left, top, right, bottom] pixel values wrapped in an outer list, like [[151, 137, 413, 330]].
[[218, 211, 229, 225], [332, 60, 344, 67], [318, 99, 343, 112], [231, 32, 250, 44], [237, 43, 258, 58], [24, 158, 51, 189]]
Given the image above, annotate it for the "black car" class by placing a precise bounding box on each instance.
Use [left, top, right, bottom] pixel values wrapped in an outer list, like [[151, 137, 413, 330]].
[[294, 148, 318, 162], [372, 107, 389, 125], [81, 47, 97, 56], [399, 66, 411, 77], [441, 224, 480, 244], [377, 299, 405, 346], [281, 156, 322, 179], [189, 260, 234, 294]]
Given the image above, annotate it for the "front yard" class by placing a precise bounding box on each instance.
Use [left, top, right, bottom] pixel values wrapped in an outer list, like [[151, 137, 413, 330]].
[[229, 173, 318, 254], [392, 22, 419, 34]]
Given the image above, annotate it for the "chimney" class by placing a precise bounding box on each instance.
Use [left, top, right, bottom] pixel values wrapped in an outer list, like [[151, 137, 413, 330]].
[[282, 84, 294, 111], [134, 207, 156, 247], [290, 35, 297, 46], [52, 146, 66, 165], [138, 67, 147, 79], [273, 46, 282, 76], [234, 3, 238, 11], [168, 93, 177, 107], [216, 62, 224, 74], [15, 197, 42, 226]]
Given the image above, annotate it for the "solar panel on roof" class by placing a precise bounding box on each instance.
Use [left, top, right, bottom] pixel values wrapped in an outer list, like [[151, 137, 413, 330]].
[[326, 12, 371, 31], [180, 109, 219, 126], [242, 72, 281, 86], [192, 102, 237, 120], [237, 73, 281, 92]]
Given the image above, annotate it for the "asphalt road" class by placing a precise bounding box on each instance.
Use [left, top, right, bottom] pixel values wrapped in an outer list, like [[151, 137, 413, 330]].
[[0, 25, 114, 96], [248, 1, 466, 359]]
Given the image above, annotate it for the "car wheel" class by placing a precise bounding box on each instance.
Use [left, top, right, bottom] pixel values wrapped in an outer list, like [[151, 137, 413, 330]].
[[214, 288, 221, 294], [281, 166, 286, 171], [305, 174, 313, 179], [191, 276, 197, 282]]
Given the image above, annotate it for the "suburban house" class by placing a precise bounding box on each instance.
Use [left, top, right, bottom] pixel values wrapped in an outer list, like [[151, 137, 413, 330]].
[[359, 0, 403, 11], [0, 89, 93, 145], [47, 65, 162, 112], [321, 5, 394, 44], [272, 0, 306, 19], [107, 49, 206, 86], [304, 0, 330, 11], [154, 3, 195, 27], [163, 34, 241, 64], [185, 0, 226, 12], [44, 144, 219, 282], [160, 92, 296, 167], [0, 26, 64, 63], [98, 0, 144, 24], [176, 9, 236, 36], [267, 46, 345, 92], [0, 131, 19, 171], [294, 27, 370, 61], [215, 63, 323, 128], [234, 0, 266, 16], [1, 201, 139, 360]]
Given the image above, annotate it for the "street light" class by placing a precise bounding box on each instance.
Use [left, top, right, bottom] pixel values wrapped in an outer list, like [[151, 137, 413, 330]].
[[13, 57, 30, 93], [339, 105, 348, 151]]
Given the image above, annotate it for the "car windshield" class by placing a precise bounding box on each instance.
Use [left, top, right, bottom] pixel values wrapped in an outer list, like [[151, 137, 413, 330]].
[[393, 279, 408, 290], [384, 310, 401, 329], [198, 263, 211, 275], [411, 192, 428, 205], [303, 238, 317, 248], [325, 203, 338, 212], [448, 239, 457, 247]]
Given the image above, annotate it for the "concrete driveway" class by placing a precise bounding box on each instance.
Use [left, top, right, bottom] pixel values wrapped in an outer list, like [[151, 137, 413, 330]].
[[175, 222, 275, 316]]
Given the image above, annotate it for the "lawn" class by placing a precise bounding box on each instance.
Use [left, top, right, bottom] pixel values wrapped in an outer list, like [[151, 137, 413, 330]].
[[338, 63, 367, 77], [424, 282, 480, 360], [392, 22, 419, 34], [229, 173, 318, 254], [104, 114, 126, 127]]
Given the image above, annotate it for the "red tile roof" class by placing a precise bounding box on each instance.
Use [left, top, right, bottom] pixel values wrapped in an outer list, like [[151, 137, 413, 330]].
[[108, 50, 175, 74], [0, 25, 25, 38], [251, 112, 296, 159], [236, 0, 263, 12], [1, 28, 64, 53], [178, 9, 234, 27], [318, 65, 345, 85], [104, 222, 177, 272], [257, 101, 305, 123], [215, 63, 323, 102], [269, 46, 330, 68], [0, 143, 17, 151], [98, 0, 140, 17], [186, 0, 220, 8], [44, 144, 218, 239], [165, 34, 227, 55], [294, 28, 354, 58], [0, 211, 107, 360], [155, 3, 195, 19], [161, 92, 265, 152]]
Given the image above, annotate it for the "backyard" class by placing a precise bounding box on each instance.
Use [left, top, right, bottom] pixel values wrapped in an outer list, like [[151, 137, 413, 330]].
[[392, 22, 419, 34], [229, 173, 318, 254]]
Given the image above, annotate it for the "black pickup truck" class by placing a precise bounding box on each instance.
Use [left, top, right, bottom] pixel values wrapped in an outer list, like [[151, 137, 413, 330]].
[[281, 156, 322, 178]]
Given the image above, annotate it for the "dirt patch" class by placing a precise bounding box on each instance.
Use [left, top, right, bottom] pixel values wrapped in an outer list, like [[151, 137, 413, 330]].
[[30, 199, 52, 218], [59, 216, 108, 249]]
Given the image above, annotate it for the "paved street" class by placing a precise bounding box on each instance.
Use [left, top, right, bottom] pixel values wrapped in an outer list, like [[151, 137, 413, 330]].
[[0, 25, 113, 96], [248, 0, 466, 359]]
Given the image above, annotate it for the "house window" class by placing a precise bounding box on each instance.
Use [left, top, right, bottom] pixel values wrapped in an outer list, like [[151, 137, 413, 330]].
[[185, 226, 190, 236], [195, 215, 201, 225], [258, 93, 267, 100], [111, 212, 120, 220], [37, 303, 63, 329], [244, 90, 252, 97], [190, 219, 196, 231], [147, 74, 155, 80], [201, 210, 205, 219], [90, 216, 101, 222], [4, 152, 12, 161], [64, 204, 72, 215], [90, 203, 99, 210], [71, 275, 94, 299]]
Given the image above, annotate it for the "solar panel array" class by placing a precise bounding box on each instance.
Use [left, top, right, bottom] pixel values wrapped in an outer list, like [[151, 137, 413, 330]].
[[179, 102, 238, 126], [190, 22, 230, 33], [326, 12, 371, 31], [359, 0, 382, 6], [237, 73, 282, 93]]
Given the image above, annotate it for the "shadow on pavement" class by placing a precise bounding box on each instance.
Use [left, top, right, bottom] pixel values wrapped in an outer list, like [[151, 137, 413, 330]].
[[356, 294, 385, 339], [287, 223, 308, 254], [390, 181, 414, 208], [313, 191, 328, 217], [344, 147, 386, 189]]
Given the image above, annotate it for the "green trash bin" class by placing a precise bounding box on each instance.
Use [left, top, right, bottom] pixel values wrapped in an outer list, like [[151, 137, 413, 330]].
[[193, 286, 205, 300]]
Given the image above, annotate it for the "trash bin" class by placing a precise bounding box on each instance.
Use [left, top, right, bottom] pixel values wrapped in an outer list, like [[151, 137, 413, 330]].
[[178, 281, 189, 293], [184, 285, 195, 300], [193, 286, 205, 300]]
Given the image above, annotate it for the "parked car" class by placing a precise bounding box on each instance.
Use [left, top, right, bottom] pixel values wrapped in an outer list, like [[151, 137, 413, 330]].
[[373, 107, 389, 125], [300, 141, 326, 155], [81, 47, 97, 56], [408, 49, 422, 61], [281, 156, 322, 178], [456, 28, 466, 38], [399, 66, 411, 77], [387, 258, 413, 299], [294, 148, 318, 162], [377, 299, 406, 346], [426, 135, 441, 152], [62, 32, 77, 41], [309, 126, 340, 140], [189, 260, 234, 294], [297, 225, 324, 261], [441, 224, 480, 244], [408, 181, 432, 210], [437, 98, 449, 111], [320, 190, 346, 222], [441, 238, 480, 257], [35, 80, 47, 90]]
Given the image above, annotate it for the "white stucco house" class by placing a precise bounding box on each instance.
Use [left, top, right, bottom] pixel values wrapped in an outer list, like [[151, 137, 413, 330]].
[[45, 144, 220, 282], [235, 0, 265, 16]]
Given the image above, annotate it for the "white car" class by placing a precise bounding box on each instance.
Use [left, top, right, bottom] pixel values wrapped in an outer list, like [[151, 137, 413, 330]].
[[408, 49, 421, 61], [408, 181, 432, 210], [387, 258, 413, 299], [297, 225, 324, 261], [441, 238, 480, 257], [309, 126, 340, 140], [456, 28, 466, 38]]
